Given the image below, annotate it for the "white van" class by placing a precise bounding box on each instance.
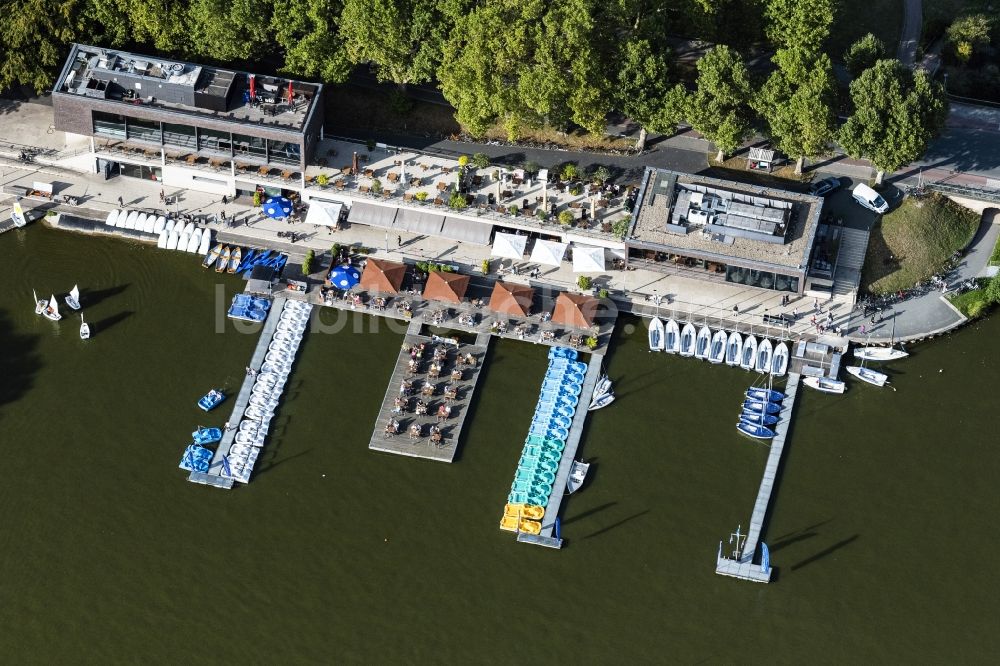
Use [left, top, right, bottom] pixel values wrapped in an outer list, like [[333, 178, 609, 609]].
[[852, 183, 889, 214]]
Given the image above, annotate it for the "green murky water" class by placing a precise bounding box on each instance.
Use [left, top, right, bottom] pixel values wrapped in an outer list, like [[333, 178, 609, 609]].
[[1, 224, 998, 662]]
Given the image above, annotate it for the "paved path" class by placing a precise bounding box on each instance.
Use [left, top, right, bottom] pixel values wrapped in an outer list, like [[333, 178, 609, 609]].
[[898, 0, 922, 67]]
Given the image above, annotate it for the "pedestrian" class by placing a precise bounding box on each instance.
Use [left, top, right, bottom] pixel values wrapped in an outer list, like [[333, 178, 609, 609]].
[[860, 324, 866, 335], [827, 312, 834, 325], [870, 314, 876, 324], [732, 304, 739, 315], [117, 195, 124, 207], [159, 189, 165, 203], [397, 235, 402, 247], [245, 219, 250, 227], [835, 326, 843, 336], [813, 297, 818, 312], [221, 210, 227, 222], [222, 194, 228, 205]]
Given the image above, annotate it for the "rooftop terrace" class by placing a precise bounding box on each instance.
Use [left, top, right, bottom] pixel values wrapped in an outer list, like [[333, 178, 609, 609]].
[[55, 44, 320, 133], [630, 168, 822, 271]]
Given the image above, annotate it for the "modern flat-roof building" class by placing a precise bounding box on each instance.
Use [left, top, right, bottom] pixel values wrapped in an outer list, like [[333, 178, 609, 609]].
[[51, 43, 323, 196], [627, 168, 823, 294]]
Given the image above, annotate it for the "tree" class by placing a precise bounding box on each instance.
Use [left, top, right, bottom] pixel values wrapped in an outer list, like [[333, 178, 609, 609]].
[[685, 46, 753, 161], [839, 60, 948, 184], [340, 0, 460, 87], [186, 0, 274, 61], [302, 249, 315, 275], [946, 14, 994, 64], [615, 39, 674, 151], [764, 0, 835, 54], [472, 153, 490, 169], [273, 0, 351, 83], [755, 50, 838, 174], [844, 33, 886, 78], [111, 0, 192, 54], [0, 0, 83, 93]]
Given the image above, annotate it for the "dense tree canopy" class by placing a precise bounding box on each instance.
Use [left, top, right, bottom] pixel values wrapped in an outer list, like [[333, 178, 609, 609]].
[[685, 45, 753, 160], [1, 0, 83, 93], [839, 60, 948, 183], [843, 33, 886, 78]]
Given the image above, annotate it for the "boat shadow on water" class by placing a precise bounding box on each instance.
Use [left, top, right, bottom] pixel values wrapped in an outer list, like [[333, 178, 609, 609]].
[[80, 283, 130, 308], [582, 509, 650, 540], [0, 309, 42, 416], [91, 310, 134, 334]]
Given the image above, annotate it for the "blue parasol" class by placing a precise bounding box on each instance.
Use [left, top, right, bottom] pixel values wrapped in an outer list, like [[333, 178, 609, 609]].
[[328, 264, 361, 290], [262, 196, 293, 219]]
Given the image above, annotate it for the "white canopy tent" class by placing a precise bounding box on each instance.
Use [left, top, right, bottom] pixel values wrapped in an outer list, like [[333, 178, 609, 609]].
[[305, 201, 344, 228], [529, 239, 568, 267], [491, 231, 527, 260], [572, 244, 606, 273]]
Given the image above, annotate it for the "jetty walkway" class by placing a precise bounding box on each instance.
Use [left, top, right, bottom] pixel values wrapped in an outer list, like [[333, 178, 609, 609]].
[[368, 322, 490, 462]]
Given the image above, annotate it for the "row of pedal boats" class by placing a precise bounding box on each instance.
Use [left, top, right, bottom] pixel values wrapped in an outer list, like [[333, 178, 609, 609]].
[[648, 316, 789, 377], [227, 301, 313, 480]]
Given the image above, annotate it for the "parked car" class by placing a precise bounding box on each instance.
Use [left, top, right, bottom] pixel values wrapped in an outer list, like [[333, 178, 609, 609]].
[[852, 183, 889, 214], [809, 176, 841, 197]]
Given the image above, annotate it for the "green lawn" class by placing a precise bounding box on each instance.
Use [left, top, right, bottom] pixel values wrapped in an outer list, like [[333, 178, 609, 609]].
[[826, 0, 903, 61], [862, 193, 981, 294], [949, 286, 991, 317]]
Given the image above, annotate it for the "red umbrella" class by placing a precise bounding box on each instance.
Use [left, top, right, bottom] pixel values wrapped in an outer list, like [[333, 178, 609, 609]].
[[287, 81, 294, 105], [249, 74, 256, 101]]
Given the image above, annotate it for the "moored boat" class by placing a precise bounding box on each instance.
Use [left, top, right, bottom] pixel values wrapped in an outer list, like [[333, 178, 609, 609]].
[[746, 387, 784, 403], [156, 231, 168, 249], [203, 243, 223, 268], [803, 376, 847, 394], [566, 460, 590, 493], [42, 293, 62, 321], [648, 316, 664, 351], [709, 329, 727, 364], [152, 215, 167, 234], [198, 228, 212, 256], [740, 335, 757, 370], [742, 399, 781, 415], [679, 323, 696, 357], [64, 284, 81, 310], [725, 331, 742, 366], [695, 325, 712, 360], [191, 427, 223, 445], [846, 365, 888, 387], [740, 409, 778, 426], [664, 319, 680, 354], [737, 421, 775, 439], [771, 341, 789, 377], [755, 338, 773, 373], [79, 314, 90, 340], [185, 228, 202, 253], [588, 392, 614, 411], [228, 246, 242, 273], [216, 246, 231, 272], [853, 346, 908, 362], [105, 210, 119, 226], [198, 389, 226, 411], [166, 231, 179, 250]]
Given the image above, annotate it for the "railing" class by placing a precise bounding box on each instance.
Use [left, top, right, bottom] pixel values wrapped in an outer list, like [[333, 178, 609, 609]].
[[927, 181, 1000, 204]]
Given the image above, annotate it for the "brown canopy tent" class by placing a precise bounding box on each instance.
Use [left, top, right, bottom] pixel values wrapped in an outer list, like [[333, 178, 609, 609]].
[[551, 292, 599, 329], [359, 258, 406, 294], [422, 271, 470, 304], [489, 281, 534, 317]]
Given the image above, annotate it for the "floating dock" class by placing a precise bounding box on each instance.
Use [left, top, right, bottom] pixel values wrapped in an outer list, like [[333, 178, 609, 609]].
[[517, 355, 602, 549], [715, 371, 801, 582], [367, 322, 489, 462], [188, 296, 306, 488]]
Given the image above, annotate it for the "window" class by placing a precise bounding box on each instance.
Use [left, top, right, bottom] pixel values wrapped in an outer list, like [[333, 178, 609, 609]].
[[198, 128, 231, 155], [119, 163, 162, 181], [162, 122, 196, 150], [93, 111, 126, 139], [126, 117, 161, 144], [267, 139, 300, 166], [232, 132, 266, 160]]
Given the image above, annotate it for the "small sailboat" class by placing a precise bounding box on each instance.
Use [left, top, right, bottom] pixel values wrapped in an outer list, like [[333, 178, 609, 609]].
[[648, 316, 664, 351], [746, 387, 784, 403], [695, 325, 712, 360], [737, 421, 775, 439], [740, 409, 778, 426], [725, 331, 742, 366], [105, 210, 120, 226], [42, 294, 62, 321], [157, 231, 168, 249], [588, 392, 615, 411], [803, 376, 847, 394], [679, 323, 696, 357], [854, 317, 908, 361], [742, 399, 781, 415], [79, 314, 90, 340], [566, 460, 590, 493], [166, 231, 180, 250], [203, 243, 223, 268], [592, 375, 612, 401], [198, 228, 212, 256], [152, 216, 167, 234], [228, 246, 242, 274], [846, 365, 888, 387], [33, 289, 47, 316], [740, 335, 757, 371], [216, 246, 231, 272], [185, 228, 202, 253], [664, 319, 680, 354], [755, 338, 773, 373], [64, 284, 81, 310], [770, 341, 789, 377], [709, 329, 727, 364]]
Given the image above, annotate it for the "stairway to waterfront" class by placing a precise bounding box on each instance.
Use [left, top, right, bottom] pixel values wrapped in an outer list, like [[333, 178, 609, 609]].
[[831, 227, 870, 302]]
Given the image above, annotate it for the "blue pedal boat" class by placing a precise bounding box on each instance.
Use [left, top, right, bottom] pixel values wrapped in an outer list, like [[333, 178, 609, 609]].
[[192, 427, 223, 445], [198, 389, 226, 412]]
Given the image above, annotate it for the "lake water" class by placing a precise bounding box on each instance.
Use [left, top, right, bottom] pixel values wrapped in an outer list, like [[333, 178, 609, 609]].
[[1, 224, 998, 662]]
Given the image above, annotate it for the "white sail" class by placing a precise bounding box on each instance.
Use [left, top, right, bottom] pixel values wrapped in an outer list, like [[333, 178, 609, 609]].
[[49, 295, 59, 317], [70, 285, 79, 302]]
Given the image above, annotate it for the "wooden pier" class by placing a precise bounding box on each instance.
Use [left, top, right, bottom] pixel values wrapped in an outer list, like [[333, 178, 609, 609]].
[[517, 355, 603, 549], [188, 296, 288, 489], [367, 321, 490, 462], [715, 371, 801, 582]]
